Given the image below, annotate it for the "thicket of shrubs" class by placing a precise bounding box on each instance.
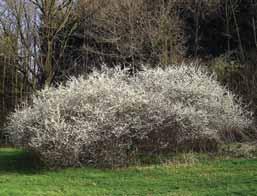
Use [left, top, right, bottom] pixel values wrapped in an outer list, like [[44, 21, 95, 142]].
[[6, 65, 255, 168], [56, 0, 257, 69]]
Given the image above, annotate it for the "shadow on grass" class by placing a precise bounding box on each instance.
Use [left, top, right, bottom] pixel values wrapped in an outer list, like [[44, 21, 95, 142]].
[[0, 148, 43, 174]]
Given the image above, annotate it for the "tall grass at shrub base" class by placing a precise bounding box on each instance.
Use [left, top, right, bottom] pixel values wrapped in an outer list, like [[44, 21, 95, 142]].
[[6, 64, 255, 168]]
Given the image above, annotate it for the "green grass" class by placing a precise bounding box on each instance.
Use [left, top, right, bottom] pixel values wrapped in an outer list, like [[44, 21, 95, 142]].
[[0, 148, 257, 195]]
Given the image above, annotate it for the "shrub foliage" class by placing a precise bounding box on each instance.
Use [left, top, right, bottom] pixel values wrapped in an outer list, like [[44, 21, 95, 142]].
[[7, 65, 254, 167]]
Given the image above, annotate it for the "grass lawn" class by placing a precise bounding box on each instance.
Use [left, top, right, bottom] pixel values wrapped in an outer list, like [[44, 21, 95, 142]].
[[0, 148, 257, 196]]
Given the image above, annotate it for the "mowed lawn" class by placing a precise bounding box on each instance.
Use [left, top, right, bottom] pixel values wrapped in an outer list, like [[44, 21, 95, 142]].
[[0, 148, 257, 196]]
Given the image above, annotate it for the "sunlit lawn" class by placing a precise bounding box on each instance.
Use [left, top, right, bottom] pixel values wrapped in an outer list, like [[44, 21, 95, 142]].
[[0, 148, 257, 196]]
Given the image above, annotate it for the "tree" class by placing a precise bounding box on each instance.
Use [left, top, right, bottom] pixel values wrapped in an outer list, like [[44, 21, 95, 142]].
[[0, 0, 75, 89]]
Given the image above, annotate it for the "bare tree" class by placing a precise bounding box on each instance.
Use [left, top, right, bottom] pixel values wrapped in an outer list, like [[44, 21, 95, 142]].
[[0, 0, 75, 89]]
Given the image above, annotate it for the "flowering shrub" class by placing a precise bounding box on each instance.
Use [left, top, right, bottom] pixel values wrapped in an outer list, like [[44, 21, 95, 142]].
[[6, 65, 254, 167]]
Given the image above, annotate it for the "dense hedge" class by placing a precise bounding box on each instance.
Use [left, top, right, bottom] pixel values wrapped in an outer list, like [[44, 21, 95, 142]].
[[6, 65, 255, 168]]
